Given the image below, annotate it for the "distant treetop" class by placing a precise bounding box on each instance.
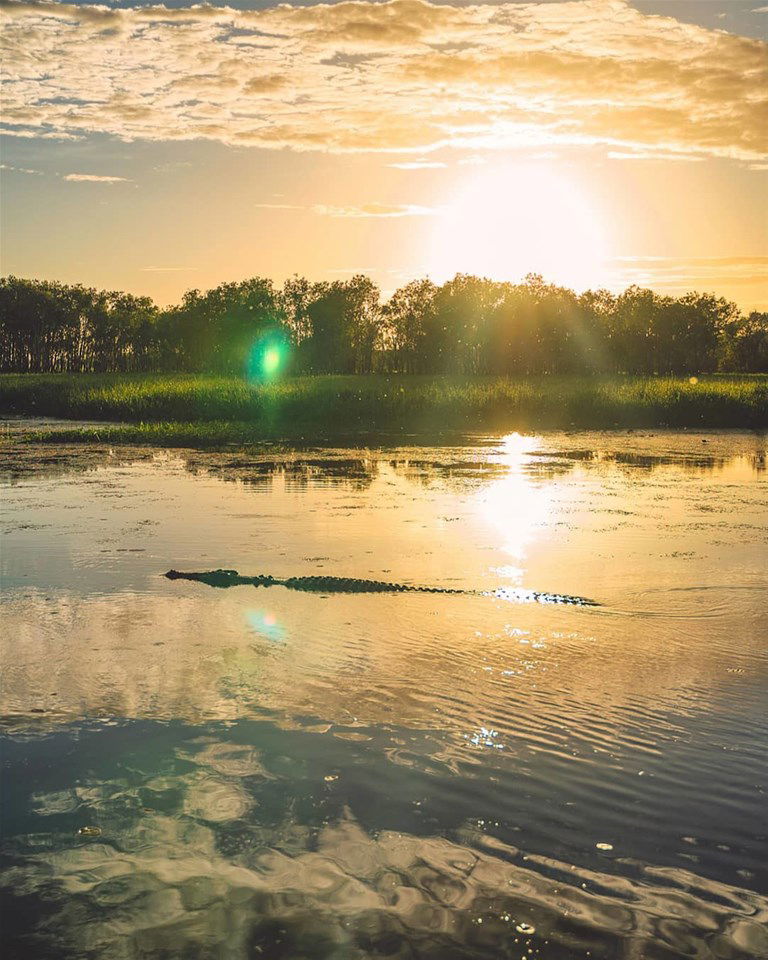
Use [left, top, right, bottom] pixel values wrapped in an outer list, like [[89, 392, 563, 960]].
[[1, 273, 766, 375]]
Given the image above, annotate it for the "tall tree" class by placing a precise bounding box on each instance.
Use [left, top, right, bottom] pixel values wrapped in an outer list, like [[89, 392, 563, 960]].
[[0, 274, 760, 375]]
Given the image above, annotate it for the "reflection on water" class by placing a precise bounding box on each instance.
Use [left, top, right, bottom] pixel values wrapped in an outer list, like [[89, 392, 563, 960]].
[[1, 430, 767, 959]]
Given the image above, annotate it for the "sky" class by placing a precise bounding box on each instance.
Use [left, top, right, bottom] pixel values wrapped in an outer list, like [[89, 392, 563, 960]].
[[1, 0, 766, 309]]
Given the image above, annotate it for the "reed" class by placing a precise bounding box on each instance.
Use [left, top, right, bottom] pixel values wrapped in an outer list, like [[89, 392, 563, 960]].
[[2, 373, 766, 445]]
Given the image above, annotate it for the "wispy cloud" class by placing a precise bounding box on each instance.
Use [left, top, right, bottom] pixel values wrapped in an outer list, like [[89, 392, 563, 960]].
[[0, 126, 82, 140], [153, 160, 192, 174], [1, 0, 765, 163], [610, 256, 768, 291], [608, 151, 704, 162], [0, 163, 43, 175], [254, 202, 304, 210], [313, 203, 441, 218], [388, 160, 447, 170], [254, 201, 442, 217], [1, 165, 134, 181], [63, 173, 130, 183]]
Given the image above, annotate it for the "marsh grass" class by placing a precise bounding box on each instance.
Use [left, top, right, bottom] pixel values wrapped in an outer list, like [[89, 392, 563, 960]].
[[1, 373, 766, 446]]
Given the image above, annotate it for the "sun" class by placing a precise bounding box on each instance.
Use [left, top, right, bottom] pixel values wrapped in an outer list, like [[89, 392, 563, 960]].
[[427, 162, 609, 290]]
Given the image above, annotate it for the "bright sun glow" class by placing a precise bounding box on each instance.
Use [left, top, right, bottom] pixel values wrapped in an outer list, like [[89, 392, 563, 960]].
[[428, 163, 609, 290]]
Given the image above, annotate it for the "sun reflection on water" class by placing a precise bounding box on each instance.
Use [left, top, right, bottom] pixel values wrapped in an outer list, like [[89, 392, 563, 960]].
[[476, 433, 552, 569]]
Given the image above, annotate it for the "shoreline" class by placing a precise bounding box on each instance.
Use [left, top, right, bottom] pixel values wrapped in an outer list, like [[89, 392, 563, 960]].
[[1, 373, 766, 447]]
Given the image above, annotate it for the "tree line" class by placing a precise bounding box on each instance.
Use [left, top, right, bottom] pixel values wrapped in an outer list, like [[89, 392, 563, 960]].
[[1, 273, 766, 375]]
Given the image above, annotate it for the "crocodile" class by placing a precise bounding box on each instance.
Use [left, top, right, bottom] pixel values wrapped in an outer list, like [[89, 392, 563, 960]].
[[165, 569, 599, 606]]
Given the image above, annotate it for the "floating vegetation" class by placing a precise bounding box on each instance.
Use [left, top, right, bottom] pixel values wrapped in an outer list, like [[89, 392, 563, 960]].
[[76, 826, 102, 838]]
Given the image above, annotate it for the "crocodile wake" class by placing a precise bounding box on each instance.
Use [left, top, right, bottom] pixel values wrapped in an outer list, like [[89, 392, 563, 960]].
[[165, 569, 600, 606]]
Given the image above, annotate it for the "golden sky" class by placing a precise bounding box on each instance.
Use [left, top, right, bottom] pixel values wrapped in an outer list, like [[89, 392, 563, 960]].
[[1, 0, 766, 307]]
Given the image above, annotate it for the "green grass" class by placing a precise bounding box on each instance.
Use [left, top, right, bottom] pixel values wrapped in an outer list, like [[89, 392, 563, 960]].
[[1, 373, 766, 446]]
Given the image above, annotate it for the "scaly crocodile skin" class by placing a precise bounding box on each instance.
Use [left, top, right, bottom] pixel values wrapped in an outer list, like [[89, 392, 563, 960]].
[[165, 569, 599, 606]]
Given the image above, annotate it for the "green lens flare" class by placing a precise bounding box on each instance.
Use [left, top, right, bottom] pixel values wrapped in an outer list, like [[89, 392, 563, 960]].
[[247, 334, 290, 381], [262, 346, 281, 376]]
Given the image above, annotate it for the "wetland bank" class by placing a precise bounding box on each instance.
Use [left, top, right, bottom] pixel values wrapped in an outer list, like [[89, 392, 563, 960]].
[[1, 427, 766, 959]]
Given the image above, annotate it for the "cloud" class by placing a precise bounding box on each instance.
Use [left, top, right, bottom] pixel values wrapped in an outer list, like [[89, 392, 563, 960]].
[[313, 202, 441, 217], [610, 256, 768, 292], [608, 151, 704, 162], [242, 74, 289, 95], [1, 0, 766, 162], [0, 126, 82, 140], [63, 173, 130, 182], [388, 160, 447, 169], [0, 162, 43, 174], [254, 202, 304, 210], [253, 200, 441, 216]]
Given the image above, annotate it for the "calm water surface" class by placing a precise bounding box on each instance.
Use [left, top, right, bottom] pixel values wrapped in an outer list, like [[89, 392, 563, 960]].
[[1, 431, 767, 959]]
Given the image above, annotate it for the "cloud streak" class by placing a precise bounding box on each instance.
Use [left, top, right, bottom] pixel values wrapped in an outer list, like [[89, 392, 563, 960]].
[[1, 0, 765, 162], [0, 162, 43, 175], [388, 160, 447, 169], [610, 256, 768, 292], [254, 202, 305, 210], [63, 173, 131, 183], [313, 202, 440, 218], [607, 151, 704, 162], [253, 200, 441, 216]]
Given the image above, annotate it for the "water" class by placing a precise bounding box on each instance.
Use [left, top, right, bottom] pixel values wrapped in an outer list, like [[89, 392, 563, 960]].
[[1, 430, 767, 959]]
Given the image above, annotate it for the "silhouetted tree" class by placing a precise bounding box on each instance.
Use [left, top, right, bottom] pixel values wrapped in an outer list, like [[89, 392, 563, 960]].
[[158, 279, 285, 373], [720, 310, 768, 373], [301, 276, 380, 374], [280, 275, 315, 345], [0, 274, 763, 375], [380, 278, 437, 373]]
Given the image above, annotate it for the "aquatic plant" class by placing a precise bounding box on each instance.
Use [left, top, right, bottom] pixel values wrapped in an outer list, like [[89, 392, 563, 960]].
[[1, 373, 766, 445]]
